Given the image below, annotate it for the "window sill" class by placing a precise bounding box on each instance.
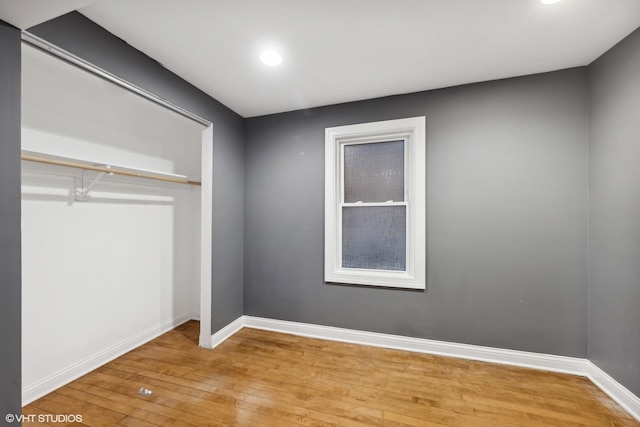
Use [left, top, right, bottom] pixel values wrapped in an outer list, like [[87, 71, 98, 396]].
[[325, 268, 425, 290]]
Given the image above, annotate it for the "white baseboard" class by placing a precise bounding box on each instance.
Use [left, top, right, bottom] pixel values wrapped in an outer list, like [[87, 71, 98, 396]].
[[587, 361, 640, 422], [230, 316, 638, 422], [243, 316, 588, 375], [210, 316, 246, 349], [22, 312, 193, 406]]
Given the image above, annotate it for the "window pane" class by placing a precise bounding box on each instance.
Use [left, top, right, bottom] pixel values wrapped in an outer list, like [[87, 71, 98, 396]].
[[344, 140, 404, 203], [342, 206, 406, 271]]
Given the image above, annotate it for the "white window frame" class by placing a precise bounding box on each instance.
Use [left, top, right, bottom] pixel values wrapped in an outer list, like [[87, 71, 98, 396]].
[[325, 116, 426, 290]]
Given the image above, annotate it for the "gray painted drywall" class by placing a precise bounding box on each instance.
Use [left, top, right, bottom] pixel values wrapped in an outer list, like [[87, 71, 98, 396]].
[[30, 12, 244, 332], [245, 68, 589, 357], [0, 20, 22, 417], [588, 27, 640, 396]]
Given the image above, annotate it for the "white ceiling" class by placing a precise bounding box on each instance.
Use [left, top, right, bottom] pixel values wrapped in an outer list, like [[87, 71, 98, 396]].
[[2, 0, 640, 118]]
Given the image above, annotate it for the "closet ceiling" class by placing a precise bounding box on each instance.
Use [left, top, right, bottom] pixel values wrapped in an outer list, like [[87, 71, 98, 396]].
[[2, 0, 640, 117]]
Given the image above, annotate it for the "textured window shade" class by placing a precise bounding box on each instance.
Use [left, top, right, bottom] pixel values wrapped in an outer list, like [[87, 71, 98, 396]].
[[343, 140, 404, 203], [342, 206, 406, 271]]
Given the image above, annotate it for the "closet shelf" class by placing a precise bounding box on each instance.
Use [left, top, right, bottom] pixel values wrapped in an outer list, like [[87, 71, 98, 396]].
[[21, 152, 201, 186]]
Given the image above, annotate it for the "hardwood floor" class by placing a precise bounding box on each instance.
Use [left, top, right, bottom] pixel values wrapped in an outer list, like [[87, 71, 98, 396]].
[[24, 321, 638, 426]]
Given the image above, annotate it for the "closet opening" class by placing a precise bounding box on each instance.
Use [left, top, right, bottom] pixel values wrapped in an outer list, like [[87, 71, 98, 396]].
[[20, 40, 213, 405]]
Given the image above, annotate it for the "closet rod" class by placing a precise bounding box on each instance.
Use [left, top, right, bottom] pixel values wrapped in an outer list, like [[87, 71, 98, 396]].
[[21, 154, 201, 186], [21, 32, 211, 128]]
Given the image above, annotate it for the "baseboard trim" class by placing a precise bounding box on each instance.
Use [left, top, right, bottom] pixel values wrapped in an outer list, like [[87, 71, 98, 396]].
[[210, 316, 246, 349], [243, 316, 588, 375], [22, 313, 193, 406], [587, 361, 640, 422], [233, 316, 639, 422]]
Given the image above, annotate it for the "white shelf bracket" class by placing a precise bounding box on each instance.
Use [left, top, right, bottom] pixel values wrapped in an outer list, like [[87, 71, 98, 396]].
[[75, 166, 112, 201]]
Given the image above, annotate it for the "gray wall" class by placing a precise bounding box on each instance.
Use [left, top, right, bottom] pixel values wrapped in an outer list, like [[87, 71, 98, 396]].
[[245, 68, 589, 357], [588, 27, 640, 396], [30, 12, 244, 332], [0, 20, 22, 417]]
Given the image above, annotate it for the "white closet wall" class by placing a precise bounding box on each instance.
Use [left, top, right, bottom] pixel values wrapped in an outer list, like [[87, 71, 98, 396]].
[[21, 45, 204, 401]]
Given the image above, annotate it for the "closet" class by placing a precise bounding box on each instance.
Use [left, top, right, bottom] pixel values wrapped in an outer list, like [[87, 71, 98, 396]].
[[20, 43, 210, 404]]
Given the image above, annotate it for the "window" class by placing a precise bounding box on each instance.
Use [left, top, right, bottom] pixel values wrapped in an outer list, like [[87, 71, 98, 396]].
[[325, 117, 426, 289]]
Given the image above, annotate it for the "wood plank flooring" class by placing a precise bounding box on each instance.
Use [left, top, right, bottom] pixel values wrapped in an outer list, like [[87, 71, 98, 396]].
[[23, 321, 638, 426]]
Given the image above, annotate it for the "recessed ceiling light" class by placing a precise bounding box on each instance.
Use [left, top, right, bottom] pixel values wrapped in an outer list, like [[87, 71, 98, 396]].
[[540, 0, 563, 4], [259, 50, 283, 67]]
